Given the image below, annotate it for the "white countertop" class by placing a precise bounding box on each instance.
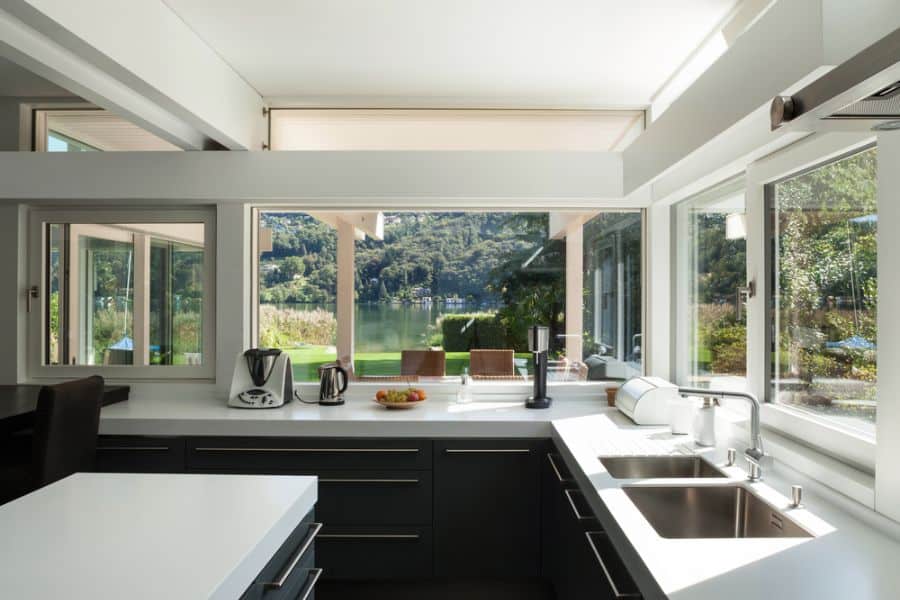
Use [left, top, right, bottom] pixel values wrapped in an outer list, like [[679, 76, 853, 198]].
[[552, 411, 900, 600], [0, 472, 317, 600], [99, 387, 605, 437]]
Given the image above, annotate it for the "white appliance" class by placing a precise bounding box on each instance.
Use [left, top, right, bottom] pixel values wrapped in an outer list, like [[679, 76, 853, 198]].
[[228, 348, 294, 408], [615, 376, 678, 425]]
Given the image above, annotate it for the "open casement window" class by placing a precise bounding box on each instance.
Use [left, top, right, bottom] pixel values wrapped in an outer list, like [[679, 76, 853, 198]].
[[29, 209, 215, 380], [251, 209, 644, 386], [674, 178, 748, 391]]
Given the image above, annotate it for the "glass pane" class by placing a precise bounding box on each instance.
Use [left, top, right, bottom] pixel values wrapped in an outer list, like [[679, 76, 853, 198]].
[[43, 222, 207, 368], [47, 130, 99, 152], [676, 182, 747, 390], [582, 212, 643, 380], [149, 240, 204, 365], [78, 234, 134, 366], [769, 148, 877, 435], [257, 213, 338, 382], [352, 212, 560, 378]]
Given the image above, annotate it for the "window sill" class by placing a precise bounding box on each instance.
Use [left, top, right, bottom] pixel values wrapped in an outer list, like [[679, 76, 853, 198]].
[[761, 403, 876, 472], [295, 379, 617, 402]]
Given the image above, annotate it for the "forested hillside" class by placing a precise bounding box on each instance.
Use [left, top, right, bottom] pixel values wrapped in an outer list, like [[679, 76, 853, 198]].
[[259, 212, 538, 304]]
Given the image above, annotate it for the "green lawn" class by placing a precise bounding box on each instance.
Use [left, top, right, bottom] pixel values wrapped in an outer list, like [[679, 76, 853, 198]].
[[285, 346, 530, 381]]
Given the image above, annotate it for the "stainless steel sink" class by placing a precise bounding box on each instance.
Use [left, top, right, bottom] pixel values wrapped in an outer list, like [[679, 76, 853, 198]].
[[623, 485, 813, 539], [599, 455, 726, 479]]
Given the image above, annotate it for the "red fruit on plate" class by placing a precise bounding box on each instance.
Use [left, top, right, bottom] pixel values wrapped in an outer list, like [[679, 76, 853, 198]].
[[375, 390, 387, 401], [407, 392, 420, 402]]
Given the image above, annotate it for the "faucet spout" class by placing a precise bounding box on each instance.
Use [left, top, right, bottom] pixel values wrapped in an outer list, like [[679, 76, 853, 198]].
[[677, 387, 768, 481]]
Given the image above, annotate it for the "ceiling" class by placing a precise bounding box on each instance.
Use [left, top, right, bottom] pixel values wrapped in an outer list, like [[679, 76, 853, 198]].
[[162, 0, 741, 109], [0, 56, 75, 98]]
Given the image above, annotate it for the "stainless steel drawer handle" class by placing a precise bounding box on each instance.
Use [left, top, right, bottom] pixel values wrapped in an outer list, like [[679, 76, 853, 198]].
[[97, 446, 170, 452], [547, 453, 572, 483], [564, 488, 593, 521], [193, 447, 420, 453], [298, 568, 323, 600], [319, 478, 420, 484], [444, 449, 531, 454], [317, 533, 420, 540], [263, 522, 322, 590], [585, 532, 642, 599]]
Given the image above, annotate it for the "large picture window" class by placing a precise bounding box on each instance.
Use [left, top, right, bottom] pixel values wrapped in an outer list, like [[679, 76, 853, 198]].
[[255, 210, 643, 384], [767, 147, 877, 436]]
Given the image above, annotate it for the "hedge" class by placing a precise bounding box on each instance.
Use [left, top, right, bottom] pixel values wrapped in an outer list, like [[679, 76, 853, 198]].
[[440, 313, 508, 351]]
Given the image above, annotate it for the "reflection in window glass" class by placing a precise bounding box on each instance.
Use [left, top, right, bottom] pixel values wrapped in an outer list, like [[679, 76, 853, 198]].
[[582, 212, 643, 380], [44, 223, 206, 367], [769, 148, 877, 435], [676, 181, 747, 390]]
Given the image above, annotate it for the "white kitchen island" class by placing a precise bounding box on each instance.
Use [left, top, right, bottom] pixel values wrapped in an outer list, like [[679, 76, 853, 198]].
[[0, 472, 317, 600]]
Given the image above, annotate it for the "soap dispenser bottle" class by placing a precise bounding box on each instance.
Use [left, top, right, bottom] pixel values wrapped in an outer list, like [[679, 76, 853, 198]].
[[693, 397, 717, 447]]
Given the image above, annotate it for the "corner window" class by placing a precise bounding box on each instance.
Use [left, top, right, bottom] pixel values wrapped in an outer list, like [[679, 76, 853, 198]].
[[675, 179, 748, 390], [254, 210, 643, 385], [30, 210, 215, 379], [767, 147, 877, 437]]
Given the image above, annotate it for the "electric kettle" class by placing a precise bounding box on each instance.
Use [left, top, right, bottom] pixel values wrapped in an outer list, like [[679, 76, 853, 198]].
[[318, 362, 348, 405]]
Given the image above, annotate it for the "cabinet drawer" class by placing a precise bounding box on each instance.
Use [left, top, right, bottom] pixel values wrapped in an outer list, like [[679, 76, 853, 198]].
[[187, 438, 431, 472], [243, 510, 321, 600], [584, 532, 642, 599], [316, 526, 432, 580], [95, 436, 186, 473], [316, 471, 432, 526]]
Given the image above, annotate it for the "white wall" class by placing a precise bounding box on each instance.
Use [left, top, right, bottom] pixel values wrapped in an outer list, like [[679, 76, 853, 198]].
[[0, 204, 26, 383]]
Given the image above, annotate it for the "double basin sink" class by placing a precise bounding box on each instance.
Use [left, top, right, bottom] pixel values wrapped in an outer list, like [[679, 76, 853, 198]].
[[599, 455, 812, 539]]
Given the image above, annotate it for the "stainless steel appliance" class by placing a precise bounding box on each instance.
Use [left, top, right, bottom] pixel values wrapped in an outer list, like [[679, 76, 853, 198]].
[[228, 348, 293, 408], [318, 362, 348, 406], [526, 325, 551, 409]]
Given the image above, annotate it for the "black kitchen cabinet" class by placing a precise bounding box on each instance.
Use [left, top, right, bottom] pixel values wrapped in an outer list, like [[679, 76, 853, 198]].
[[434, 438, 544, 578], [541, 450, 575, 592], [95, 435, 186, 472], [241, 508, 322, 600]]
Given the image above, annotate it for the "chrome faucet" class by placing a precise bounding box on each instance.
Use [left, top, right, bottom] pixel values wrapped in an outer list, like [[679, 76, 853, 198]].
[[677, 387, 770, 482]]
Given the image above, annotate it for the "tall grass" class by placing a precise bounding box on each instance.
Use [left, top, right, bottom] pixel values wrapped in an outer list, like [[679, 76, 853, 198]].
[[259, 304, 337, 348]]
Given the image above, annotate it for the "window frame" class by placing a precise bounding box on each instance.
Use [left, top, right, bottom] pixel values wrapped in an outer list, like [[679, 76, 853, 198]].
[[746, 133, 878, 471], [249, 206, 647, 389], [27, 207, 216, 381]]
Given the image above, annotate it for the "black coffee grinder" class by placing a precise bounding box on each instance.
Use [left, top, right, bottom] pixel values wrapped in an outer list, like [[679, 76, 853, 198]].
[[526, 325, 552, 409]]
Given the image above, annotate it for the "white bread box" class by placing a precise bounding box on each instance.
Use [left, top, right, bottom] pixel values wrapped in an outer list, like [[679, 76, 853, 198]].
[[615, 376, 679, 425]]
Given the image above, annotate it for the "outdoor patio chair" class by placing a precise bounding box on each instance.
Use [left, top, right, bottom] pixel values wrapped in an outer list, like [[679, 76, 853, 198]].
[[400, 350, 446, 377], [469, 349, 515, 377]]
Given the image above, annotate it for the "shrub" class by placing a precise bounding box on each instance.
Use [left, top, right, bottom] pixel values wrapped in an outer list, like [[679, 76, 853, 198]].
[[259, 304, 336, 348], [440, 313, 508, 351]]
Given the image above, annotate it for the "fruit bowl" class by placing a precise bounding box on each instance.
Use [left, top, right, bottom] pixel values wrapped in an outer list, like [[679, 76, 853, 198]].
[[374, 388, 427, 409]]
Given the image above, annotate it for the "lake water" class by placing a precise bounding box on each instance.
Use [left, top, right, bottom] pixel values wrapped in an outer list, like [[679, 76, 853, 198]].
[[275, 302, 478, 353]]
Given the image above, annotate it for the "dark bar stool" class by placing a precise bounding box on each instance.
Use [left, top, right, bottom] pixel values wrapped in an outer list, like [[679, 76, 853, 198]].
[[0, 376, 104, 505]]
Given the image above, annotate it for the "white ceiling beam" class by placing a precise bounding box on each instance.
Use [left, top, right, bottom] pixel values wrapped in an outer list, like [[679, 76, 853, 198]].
[[0, 150, 628, 206], [0, 7, 205, 150], [1, 1, 265, 150]]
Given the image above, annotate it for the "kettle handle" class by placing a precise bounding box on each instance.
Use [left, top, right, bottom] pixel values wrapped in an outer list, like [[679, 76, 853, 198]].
[[337, 366, 349, 394]]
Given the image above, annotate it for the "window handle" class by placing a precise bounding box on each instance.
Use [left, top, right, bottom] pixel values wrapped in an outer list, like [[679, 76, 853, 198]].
[[26, 285, 38, 313]]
